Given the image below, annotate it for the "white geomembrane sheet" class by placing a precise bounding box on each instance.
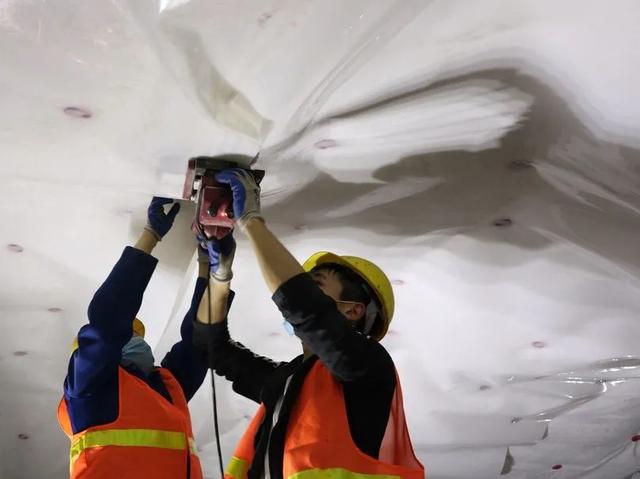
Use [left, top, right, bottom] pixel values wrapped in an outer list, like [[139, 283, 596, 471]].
[[2, 1, 640, 478]]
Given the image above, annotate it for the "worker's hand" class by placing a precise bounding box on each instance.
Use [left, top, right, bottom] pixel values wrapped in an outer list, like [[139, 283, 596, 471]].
[[215, 169, 262, 229], [198, 234, 236, 282], [145, 197, 181, 240]]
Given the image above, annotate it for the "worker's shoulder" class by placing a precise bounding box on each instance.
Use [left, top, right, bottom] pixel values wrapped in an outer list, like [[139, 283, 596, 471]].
[[364, 337, 396, 376], [365, 334, 393, 358]]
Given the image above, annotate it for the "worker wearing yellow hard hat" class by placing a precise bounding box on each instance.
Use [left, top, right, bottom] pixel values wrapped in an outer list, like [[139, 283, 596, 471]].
[[58, 197, 211, 479], [194, 169, 424, 479], [302, 251, 394, 341]]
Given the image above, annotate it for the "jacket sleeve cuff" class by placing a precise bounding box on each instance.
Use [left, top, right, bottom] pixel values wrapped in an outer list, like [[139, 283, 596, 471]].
[[272, 273, 334, 325], [122, 246, 158, 274], [192, 319, 231, 350]]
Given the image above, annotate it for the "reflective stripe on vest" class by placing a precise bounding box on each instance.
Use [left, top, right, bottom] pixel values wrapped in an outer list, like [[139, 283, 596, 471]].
[[225, 459, 403, 479], [289, 468, 402, 479], [70, 428, 197, 466], [226, 456, 250, 479]]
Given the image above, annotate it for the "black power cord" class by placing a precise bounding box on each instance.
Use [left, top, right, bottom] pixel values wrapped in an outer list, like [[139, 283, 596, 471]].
[[196, 178, 225, 479], [207, 279, 225, 478]]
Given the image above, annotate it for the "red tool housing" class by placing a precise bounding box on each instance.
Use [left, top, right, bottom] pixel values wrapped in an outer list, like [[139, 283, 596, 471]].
[[183, 156, 264, 240]]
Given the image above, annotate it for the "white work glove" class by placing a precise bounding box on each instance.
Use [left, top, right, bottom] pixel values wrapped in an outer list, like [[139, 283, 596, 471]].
[[197, 234, 236, 282], [214, 169, 262, 229]]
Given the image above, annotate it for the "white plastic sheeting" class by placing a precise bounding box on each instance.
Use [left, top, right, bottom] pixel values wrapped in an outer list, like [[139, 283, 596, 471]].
[[2, 1, 640, 478]]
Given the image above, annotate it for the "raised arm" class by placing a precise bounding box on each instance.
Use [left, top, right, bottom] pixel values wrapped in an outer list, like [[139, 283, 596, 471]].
[[215, 169, 393, 383], [215, 169, 303, 293], [192, 232, 282, 403], [162, 234, 239, 401], [65, 197, 180, 399]]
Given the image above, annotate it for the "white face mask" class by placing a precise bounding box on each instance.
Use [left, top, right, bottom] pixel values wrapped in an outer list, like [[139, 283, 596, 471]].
[[121, 336, 155, 375], [283, 321, 295, 336]]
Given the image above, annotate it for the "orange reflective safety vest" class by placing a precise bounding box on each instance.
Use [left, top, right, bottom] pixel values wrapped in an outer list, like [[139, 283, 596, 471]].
[[226, 361, 425, 479], [57, 366, 203, 479]]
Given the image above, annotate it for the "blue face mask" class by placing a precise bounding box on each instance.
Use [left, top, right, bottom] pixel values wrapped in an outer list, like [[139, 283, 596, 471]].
[[283, 321, 295, 337], [121, 336, 155, 375]]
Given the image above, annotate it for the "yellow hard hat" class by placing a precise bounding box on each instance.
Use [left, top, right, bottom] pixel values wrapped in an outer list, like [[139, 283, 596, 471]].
[[71, 318, 146, 352], [303, 252, 394, 341], [132, 318, 145, 338]]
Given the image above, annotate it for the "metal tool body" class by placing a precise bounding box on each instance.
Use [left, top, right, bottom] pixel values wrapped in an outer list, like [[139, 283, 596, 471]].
[[183, 156, 264, 239]]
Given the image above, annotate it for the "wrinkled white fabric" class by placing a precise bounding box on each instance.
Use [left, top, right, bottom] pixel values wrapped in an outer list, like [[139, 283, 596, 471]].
[[2, 1, 640, 478]]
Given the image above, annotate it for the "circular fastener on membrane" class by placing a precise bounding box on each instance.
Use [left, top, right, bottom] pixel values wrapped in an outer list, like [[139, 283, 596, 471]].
[[509, 159, 534, 170], [493, 218, 513, 227], [63, 106, 92, 119], [314, 139, 337, 149], [7, 244, 24, 253]]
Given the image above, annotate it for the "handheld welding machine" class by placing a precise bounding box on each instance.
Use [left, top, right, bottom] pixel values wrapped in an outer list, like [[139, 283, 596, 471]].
[[183, 155, 264, 239]]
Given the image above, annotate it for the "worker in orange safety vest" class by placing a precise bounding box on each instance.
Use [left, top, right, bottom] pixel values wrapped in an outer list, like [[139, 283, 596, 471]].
[[57, 197, 215, 479], [194, 168, 425, 479]]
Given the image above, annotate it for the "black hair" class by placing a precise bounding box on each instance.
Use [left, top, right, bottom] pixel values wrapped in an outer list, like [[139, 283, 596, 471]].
[[311, 263, 383, 337]]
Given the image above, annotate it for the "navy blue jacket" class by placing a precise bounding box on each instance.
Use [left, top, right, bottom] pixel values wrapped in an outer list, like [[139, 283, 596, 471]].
[[63, 246, 209, 434]]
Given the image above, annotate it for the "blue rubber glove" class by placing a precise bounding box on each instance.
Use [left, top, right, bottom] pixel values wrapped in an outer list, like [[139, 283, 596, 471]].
[[145, 197, 181, 240], [214, 169, 262, 228], [198, 234, 236, 282]]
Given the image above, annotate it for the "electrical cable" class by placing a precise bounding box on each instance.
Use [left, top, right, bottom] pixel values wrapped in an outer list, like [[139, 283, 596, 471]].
[[197, 180, 225, 478], [207, 261, 225, 478]]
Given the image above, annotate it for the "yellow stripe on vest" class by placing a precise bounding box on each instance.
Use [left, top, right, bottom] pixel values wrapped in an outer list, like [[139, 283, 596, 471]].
[[289, 468, 402, 479], [225, 456, 250, 479], [70, 429, 195, 465], [226, 461, 401, 479]]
